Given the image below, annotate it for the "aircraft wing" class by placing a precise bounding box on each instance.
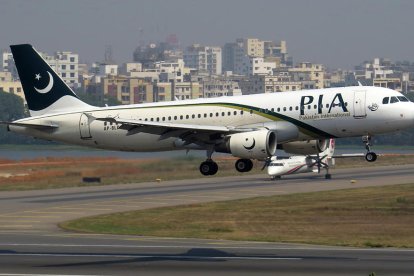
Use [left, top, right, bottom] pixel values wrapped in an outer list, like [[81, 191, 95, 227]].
[[0, 121, 59, 129], [93, 116, 256, 144]]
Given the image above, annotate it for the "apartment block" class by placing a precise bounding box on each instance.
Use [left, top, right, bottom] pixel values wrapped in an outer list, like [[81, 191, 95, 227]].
[[240, 74, 302, 94], [184, 44, 222, 75], [200, 76, 242, 98], [289, 62, 325, 89], [100, 76, 154, 104]]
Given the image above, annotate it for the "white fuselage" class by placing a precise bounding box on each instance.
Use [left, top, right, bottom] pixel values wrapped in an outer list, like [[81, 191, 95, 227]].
[[267, 156, 314, 176], [9, 86, 414, 153]]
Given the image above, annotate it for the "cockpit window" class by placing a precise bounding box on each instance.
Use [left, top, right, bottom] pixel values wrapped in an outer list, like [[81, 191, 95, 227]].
[[382, 97, 389, 104], [397, 96, 409, 102], [390, 96, 399, 103]]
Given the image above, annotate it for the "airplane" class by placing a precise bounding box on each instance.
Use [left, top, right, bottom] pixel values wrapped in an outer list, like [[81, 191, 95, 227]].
[[1, 44, 414, 176], [265, 139, 364, 179]]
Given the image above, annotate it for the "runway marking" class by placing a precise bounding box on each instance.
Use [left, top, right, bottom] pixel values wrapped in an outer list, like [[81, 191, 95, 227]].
[[0, 225, 33, 228], [0, 274, 100, 276], [24, 211, 83, 214], [0, 215, 58, 218], [1, 243, 414, 252], [0, 220, 40, 223], [0, 252, 302, 261]]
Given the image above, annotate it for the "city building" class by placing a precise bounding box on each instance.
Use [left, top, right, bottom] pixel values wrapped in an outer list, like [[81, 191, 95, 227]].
[[199, 75, 242, 98], [183, 44, 222, 75], [240, 74, 302, 94], [288, 62, 325, 89], [223, 38, 290, 74]]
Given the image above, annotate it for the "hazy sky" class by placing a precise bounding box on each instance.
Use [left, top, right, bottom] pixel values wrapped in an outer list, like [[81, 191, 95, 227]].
[[1, 0, 413, 69]]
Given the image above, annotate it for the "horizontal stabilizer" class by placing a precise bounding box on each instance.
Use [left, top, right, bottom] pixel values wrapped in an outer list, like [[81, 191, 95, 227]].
[[0, 121, 59, 129]]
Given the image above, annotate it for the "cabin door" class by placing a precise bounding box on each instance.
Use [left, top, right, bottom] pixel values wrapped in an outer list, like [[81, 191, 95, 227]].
[[353, 90, 367, 118], [79, 113, 92, 139]]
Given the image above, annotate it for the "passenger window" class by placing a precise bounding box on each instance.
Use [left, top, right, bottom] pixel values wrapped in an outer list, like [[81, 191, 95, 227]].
[[277, 108, 280, 112], [283, 107, 286, 111], [204, 113, 207, 118], [240, 110, 244, 115], [222, 112, 225, 116], [397, 96, 409, 102], [186, 115, 189, 119], [271, 108, 274, 112], [228, 111, 231, 116], [233, 111, 237, 115], [382, 97, 389, 104], [192, 114, 195, 119], [174, 116, 177, 120], [295, 106, 299, 110], [180, 115, 183, 120], [198, 114, 201, 118], [289, 107, 292, 111], [162, 117, 165, 121], [168, 116, 171, 120], [216, 112, 219, 117], [390, 96, 399, 103]]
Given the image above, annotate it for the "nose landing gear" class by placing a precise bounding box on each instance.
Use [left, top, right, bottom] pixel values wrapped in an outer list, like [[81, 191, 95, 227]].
[[362, 135, 377, 162]]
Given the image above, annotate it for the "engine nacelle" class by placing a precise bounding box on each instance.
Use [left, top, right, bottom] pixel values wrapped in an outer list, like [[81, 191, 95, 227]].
[[216, 130, 277, 160], [281, 139, 329, 155]]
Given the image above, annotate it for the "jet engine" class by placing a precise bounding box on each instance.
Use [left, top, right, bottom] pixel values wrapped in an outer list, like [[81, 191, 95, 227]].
[[281, 139, 329, 155], [216, 129, 277, 160]]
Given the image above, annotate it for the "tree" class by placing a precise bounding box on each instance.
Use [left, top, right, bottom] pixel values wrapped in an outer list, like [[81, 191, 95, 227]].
[[0, 91, 32, 144]]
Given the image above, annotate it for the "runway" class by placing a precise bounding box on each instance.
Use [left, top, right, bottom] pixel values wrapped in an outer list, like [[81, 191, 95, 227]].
[[0, 164, 413, 275]]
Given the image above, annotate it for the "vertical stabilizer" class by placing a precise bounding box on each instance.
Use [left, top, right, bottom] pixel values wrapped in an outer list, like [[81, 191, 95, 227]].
[[10, 44, 91, 116]]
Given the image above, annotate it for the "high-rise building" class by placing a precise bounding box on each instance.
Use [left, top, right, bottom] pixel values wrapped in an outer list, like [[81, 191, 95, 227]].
[[223, 38, 289, 75], [184, 44, 222, 75]]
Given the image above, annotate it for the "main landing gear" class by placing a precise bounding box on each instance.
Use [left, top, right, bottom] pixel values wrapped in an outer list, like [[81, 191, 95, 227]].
[[199, 159, 218, 176], [362, 135, 377, 162], [199, 149, 254, 176], [235, 158, 253, 173]]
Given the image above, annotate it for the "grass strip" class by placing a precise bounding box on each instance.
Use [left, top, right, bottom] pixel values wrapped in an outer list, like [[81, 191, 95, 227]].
[[60, 183, 414, 248]]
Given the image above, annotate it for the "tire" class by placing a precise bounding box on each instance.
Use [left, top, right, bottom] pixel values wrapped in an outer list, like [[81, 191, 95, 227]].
[[199, 161, 218, 176], [235, 159, 253, 173], [365, 152, 377, 162], [325, 174, 332, 179]]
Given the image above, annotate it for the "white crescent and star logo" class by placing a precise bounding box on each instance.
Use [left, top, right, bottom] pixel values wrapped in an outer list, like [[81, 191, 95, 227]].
[[243, 138, 256, 150], [34, 71, 54, 94]]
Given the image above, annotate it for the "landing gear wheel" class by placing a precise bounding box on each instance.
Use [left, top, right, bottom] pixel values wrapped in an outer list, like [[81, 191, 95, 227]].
[[271, 175, 281, 180], [199, 161, 218, 176], [235, 159, 253, 173], [365, 152, 377, 162], [325, 174, 332, 179]]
